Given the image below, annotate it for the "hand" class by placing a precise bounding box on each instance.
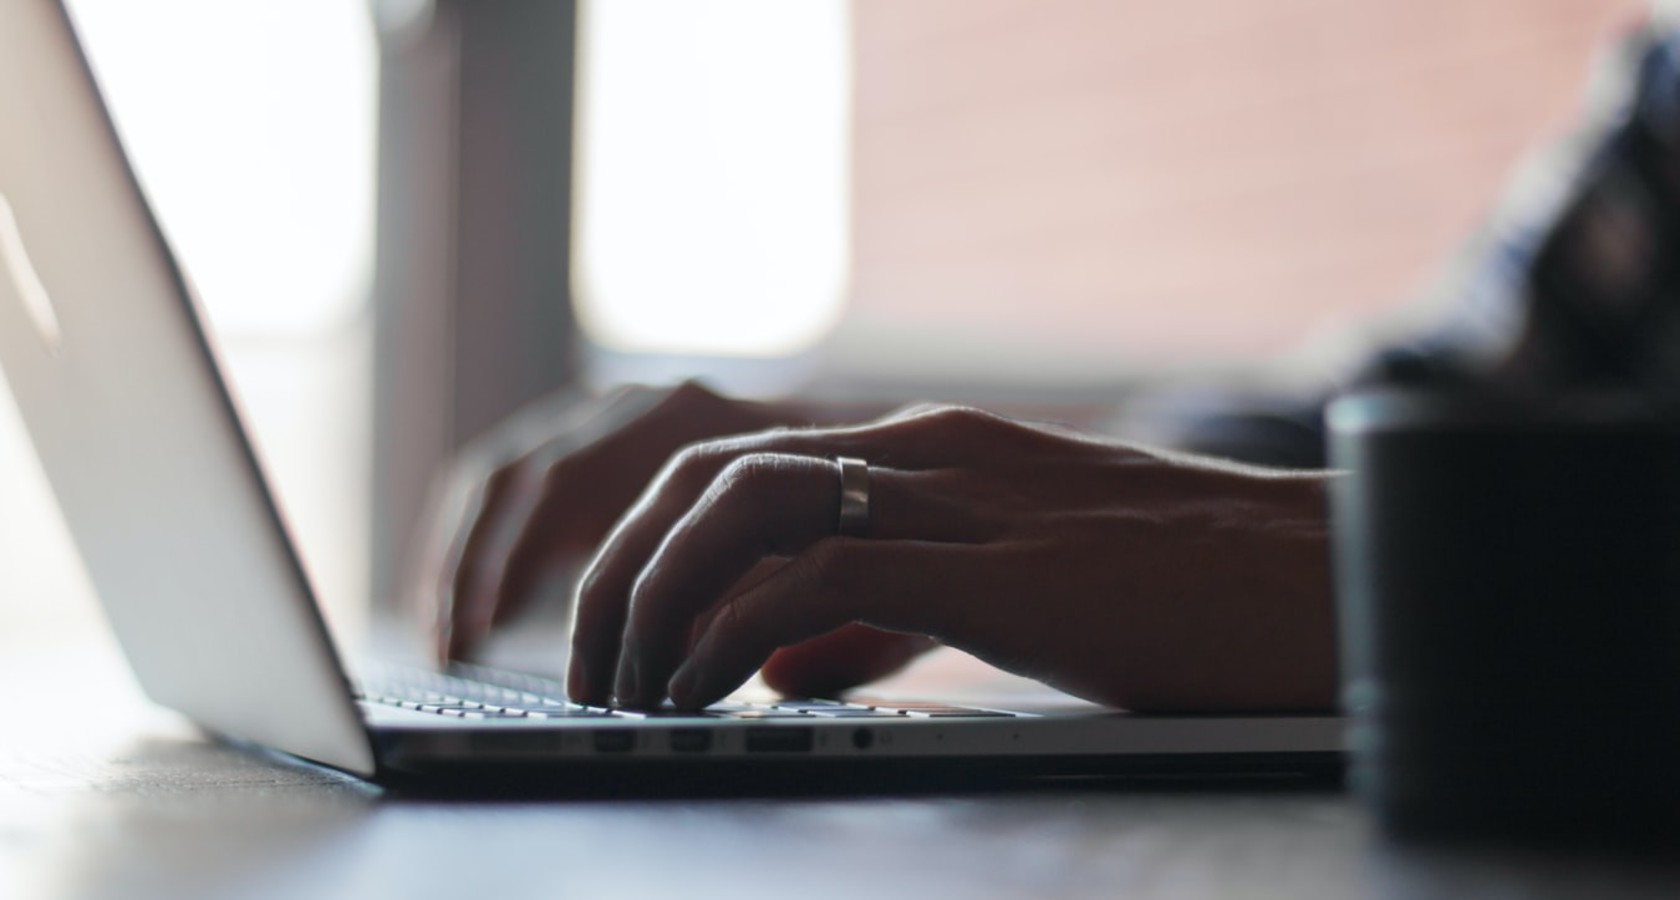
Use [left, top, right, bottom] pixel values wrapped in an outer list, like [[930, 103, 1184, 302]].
[[568, 406, 1338, 712], [416, 381, 781, 662]]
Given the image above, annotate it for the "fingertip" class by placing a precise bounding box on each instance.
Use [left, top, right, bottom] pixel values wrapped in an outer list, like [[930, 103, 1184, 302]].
[[665, 656, 741, 711], [565, 654, 594, 704], [454, 613, 486, 659], [611, 655, 641, 709], [565, 608, 617, 706], [443, 622, 475, 664], [666, 662, 700, 710]]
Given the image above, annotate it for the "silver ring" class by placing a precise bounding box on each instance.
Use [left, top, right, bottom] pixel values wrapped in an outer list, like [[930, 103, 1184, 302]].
[[835, 456, 870, 537]]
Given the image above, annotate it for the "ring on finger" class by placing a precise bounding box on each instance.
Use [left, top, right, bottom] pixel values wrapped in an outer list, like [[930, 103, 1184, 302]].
[[835, 456, 870, 538]]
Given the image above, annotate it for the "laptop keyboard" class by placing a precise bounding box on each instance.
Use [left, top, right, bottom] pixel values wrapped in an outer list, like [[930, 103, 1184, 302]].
[[353, 663, 1020, 720]]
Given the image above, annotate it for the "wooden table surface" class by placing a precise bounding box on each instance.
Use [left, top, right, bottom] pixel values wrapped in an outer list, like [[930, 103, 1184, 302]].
[[4, 634, 1678, 900]]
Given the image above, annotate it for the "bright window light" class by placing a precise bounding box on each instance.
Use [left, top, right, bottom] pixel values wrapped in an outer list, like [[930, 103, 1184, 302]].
[[62, 0, 376, 336], [573, 0, 851, 358], [22, 0, 380, 630]]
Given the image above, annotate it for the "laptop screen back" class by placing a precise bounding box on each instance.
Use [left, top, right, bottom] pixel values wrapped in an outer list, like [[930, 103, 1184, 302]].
[[0, 0, 373, 775]]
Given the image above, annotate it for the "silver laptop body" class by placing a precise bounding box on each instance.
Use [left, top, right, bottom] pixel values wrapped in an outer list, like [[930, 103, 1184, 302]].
[[0, 0, 1341, 787]]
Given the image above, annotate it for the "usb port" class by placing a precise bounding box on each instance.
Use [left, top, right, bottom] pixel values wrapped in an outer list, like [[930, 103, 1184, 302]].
[[592, 729, 635, 753], [668, 729, 712, 753], [744, 727, 814, 753]]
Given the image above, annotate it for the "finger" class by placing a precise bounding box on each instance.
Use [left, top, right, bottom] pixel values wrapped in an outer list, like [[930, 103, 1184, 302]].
[[484, 460, 587, 634], [567, 443, 804, 703], [431, 389, 630, 619], [492, 386, 755, 624], [665, 539, 975, 708], [607, 453, 840, 706], [429, 385, 661, 665], [759, 624, 937, 698], [568, 409, 1004, 702], [424, 463, 511, 663], [569, 437, 865, 687], [444, 461, 543, 660], [409, 470, 477, 664], [428, 397, 619, 662], [612, 456, 980, 707]]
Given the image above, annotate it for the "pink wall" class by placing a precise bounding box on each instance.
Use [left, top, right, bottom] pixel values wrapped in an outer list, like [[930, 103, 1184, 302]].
[[850, 0, 1645, 363]]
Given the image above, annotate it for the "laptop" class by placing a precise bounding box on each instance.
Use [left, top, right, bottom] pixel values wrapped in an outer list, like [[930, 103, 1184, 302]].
[[0, 0, 1341, 789]]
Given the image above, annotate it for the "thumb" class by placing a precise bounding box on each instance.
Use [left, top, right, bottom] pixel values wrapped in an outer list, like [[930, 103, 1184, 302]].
[[759, 624, 936, 698]]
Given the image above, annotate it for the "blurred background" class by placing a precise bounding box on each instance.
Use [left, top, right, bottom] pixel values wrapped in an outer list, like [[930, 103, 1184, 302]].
[[0, 0, 1643, 653]]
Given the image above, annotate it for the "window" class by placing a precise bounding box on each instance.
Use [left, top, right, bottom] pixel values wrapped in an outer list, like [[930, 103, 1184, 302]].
[[0, 0, 378, 635], [576, 0, 1642, 393], [574, 0, 851, 360]]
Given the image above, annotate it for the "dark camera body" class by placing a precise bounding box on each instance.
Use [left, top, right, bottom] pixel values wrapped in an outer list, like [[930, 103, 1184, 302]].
[[1329, 390, 1680, 842]]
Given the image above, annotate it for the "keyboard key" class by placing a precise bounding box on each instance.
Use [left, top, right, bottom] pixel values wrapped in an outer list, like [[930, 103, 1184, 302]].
[[636, 709, 728, 718], [525, 708, 619, 719], [806, 709, 902, 718], [768, 699, 845, 710], [904, 710, 1018, 718]]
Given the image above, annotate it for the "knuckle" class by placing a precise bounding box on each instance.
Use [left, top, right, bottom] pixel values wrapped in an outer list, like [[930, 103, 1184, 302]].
[[887, 401, 944, 421], [702, 597, 774, 663], [624, 564, 668, 629], [708, 597, 752, 641], [575, 553, 623, 605], [482, 460, 521, 494], [574, 566, 606, 607], [798, 538, 859, 597], [909, 404, 996, 436], [664, 441, 706, 475], [538, 454, 572, 490], [669, 378, 718, 406], [943, 405, 998, 429], [710, 452, 785, 504], [665, 440, 728, 488], [625, 566, 653, 615], [882, 405, 1004, 458], [480, 452, 545, 503]]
